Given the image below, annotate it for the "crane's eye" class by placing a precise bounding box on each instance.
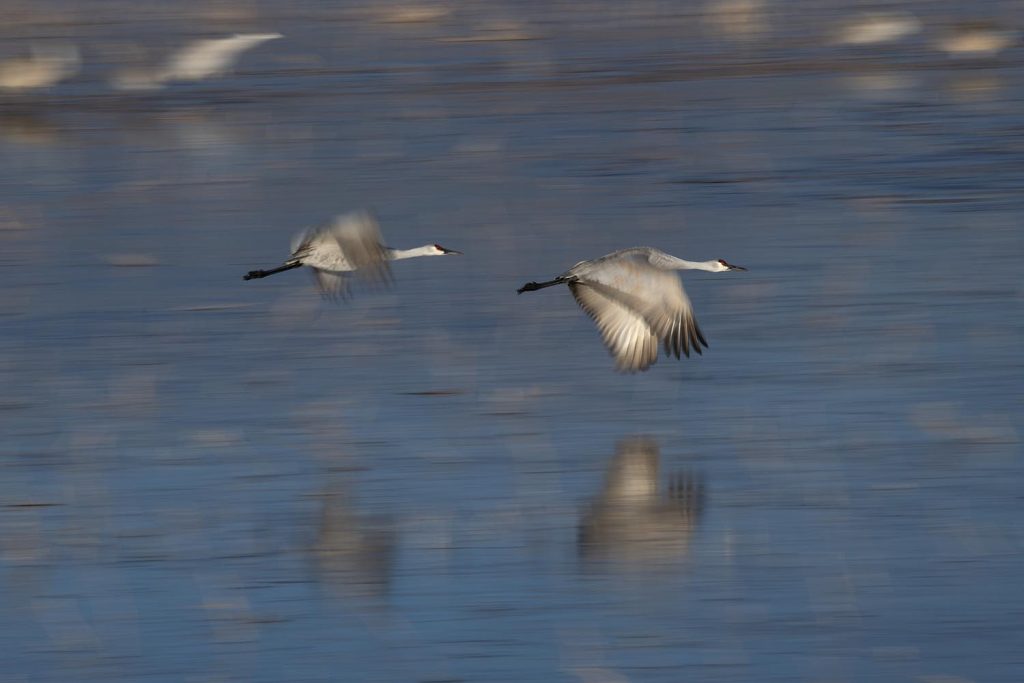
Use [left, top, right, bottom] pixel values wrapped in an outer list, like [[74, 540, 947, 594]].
[[718, 259, 727, 265], [434, 244, 443, 250]]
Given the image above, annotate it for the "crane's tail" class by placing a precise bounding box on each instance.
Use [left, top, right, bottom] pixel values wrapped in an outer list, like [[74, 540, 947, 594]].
[[517, 276, 572, 294], [243, 261, 302, 280]]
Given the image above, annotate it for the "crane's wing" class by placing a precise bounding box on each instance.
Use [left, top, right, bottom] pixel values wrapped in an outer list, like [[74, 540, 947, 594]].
[[574, 255, 708, 362], [290, 211, 391, 299], [327, 211, 392, 286], [310, 268, 351, 299], [569, 282, 660, 372]]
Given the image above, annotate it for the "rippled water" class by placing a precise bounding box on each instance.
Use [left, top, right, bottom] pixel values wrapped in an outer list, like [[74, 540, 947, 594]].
[[2, 2, 1022, 681]]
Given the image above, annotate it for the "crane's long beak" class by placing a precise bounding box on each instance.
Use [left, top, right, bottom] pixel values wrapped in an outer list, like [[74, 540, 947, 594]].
[[441, 247, 462, 255], [728, 264, 746, 271]]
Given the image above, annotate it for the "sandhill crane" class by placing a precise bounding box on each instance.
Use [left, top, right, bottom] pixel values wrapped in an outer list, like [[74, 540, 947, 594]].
[[936, 22, 1018, 57], [111, 33, 282, 91], [243, 210, 461, 298], [0, 44, 79, 92], [832, 11, 921, 46], [579, 437, 704, 567], [517, 247, 745, 372]]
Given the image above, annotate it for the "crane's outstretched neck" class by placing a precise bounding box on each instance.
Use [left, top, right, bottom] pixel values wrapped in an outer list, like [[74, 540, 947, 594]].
[[387, 245, 437, 260], [244, 262, 302, 280], [661, 257, 723, 272]]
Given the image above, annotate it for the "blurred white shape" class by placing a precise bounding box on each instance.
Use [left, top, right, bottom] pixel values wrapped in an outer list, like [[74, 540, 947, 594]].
[[244, 210, 462, 299], [937, 23, 1017, 57], [834, 12, 921, 46], [0, 44, 79, 91], [111, 33, 282, 91], [702, 0, 771, 43], [161, 32, 282, 81], [578, 437, 704, 568]]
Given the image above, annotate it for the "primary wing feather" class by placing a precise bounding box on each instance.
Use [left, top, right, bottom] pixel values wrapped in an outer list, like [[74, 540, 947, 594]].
[[569, 282, 659, 372], [312, 270, 350, 299]]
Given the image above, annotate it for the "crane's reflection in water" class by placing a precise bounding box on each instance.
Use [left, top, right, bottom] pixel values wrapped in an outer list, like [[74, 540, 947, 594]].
[[311, 479, 395, 601], [578, 437, 704, 571]]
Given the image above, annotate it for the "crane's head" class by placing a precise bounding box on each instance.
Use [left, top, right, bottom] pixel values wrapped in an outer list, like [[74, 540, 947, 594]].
[[429, 243, 462, 255], [716, 258, 746, 272]]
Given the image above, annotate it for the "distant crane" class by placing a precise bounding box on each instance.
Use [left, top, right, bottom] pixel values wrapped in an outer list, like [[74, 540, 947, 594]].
[[0, 44, 79, 91], [517, 247, 745, 372], [112, 33, 282, 91], [244, 211, 461, 298]]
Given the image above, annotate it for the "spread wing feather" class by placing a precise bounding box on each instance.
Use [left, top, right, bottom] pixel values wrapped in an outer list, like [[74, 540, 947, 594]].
[[311, 269, 350, 299], [570, 282, 659, 372]]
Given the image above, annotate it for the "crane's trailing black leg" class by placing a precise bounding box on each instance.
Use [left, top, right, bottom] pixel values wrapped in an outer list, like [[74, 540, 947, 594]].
[[243, 262, 302, 281], [517, 277, 570, 294]]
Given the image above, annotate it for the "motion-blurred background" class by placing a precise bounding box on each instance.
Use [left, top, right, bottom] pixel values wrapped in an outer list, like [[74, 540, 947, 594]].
[[1, 1, 1021, 681]]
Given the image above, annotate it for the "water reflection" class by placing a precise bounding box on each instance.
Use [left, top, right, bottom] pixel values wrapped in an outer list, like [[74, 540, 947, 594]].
[[311, 480, 395, 599], [702, 0, 771, 43], [578, 437, 704, 570], [0, 110, 64, 146], [840, 70, 920, 102]]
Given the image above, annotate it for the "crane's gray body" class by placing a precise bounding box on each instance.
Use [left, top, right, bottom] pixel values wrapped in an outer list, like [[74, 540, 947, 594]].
[[557, 247, 711, 372]]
